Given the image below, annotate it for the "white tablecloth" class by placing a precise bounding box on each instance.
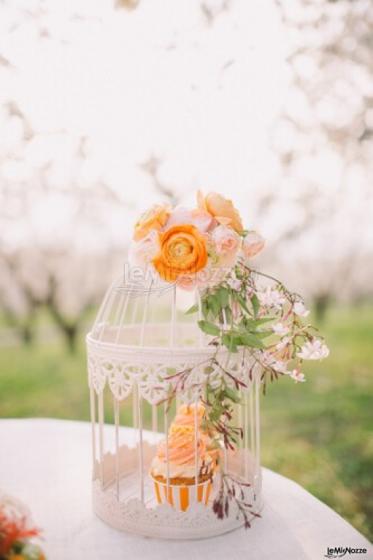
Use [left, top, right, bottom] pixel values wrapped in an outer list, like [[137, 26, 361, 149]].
[[0, 419, 371, 560]]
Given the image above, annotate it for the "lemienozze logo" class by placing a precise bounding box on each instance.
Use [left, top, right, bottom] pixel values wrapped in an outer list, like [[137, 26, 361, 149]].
[[325, 547, 367, 559]]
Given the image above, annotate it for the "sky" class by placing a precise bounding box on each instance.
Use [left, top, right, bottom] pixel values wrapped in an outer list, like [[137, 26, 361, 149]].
[[1, 0, 372, 293], [0, 0, 291, 246]]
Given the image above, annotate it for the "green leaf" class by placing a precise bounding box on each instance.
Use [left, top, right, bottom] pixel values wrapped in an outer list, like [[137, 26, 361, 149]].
[[202, 300, 209, 319], [209, 407, 222, 422], [236, 293, 251, 314], [235, 267, 243, 279], [252, 330, 273, 339], [224, 387, 241, 403], [245, 317, 274, 327], [251, 294, 260, 317], [222, 333, 238, 353], [198, 320, 221, 336], [216, 287, 230, 308], [240, 332, 265, 348], [208, 294, 221, 318], [185, 303, 198, 315]]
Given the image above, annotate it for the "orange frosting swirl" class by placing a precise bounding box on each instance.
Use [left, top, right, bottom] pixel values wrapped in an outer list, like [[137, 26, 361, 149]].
[[157, 425, 207, 466], [173, 403, 205, 428], [155, 404, 210, 467]]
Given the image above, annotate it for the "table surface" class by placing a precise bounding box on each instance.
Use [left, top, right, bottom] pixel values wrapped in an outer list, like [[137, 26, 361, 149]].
[[0, 418, 371, 560]]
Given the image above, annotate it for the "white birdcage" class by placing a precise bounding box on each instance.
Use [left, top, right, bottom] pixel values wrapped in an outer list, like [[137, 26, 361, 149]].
[[86, 268, 263, 539]]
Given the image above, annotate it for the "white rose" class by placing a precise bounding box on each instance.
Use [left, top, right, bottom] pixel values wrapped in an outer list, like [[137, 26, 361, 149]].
[[128, 230, 158, 269], [242, 231, 265, 259]]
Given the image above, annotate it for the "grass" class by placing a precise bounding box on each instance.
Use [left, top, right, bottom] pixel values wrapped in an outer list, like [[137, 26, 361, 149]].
[[261, 304, 373, 540], [0, 304, 372, 540]]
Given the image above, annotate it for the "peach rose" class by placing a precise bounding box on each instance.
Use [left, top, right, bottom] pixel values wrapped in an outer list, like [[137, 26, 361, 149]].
[[176, 274, 197, 291], [176, 265, 219, 291], [153, 224, 208, 282], [242, 231, 265, 258], [211, 225, 241, 256], [197, 190, 243, 233], [133, 204, 170, 241], [166, 206, 212, 232]]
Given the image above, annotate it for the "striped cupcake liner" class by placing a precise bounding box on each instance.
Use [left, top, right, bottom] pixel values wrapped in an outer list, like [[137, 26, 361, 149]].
[[152, 476, 212, 512]]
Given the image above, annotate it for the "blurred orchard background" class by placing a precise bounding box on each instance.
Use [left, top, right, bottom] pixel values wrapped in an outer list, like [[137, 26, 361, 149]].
[[0, 0, 372, 540]]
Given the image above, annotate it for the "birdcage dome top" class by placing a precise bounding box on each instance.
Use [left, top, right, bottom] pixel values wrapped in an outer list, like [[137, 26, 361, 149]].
[[87, 269, 222, 355]]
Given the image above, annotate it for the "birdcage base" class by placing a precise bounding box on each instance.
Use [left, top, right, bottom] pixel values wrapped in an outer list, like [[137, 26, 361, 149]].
[[92, 475, 262, 539], [91, 440, 262, 539]]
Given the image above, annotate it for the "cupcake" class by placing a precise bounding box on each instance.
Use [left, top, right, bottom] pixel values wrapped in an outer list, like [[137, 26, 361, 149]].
[[150, 403, 216, 511], [173, 403, 221, 468]]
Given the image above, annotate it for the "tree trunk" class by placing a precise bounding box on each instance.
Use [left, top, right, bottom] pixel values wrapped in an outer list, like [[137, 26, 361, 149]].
[[2, 306, 36, 346], [21, 323, 34, 345], [64, 324, 78, 354], [46, 276, 80, 354], [314, 293, 330, 323]]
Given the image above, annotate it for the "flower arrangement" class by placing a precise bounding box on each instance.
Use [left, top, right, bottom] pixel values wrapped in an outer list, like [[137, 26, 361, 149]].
[[130, 191, 329, 527], [129, 191, 265, 288], [0, 493, 45, 560]]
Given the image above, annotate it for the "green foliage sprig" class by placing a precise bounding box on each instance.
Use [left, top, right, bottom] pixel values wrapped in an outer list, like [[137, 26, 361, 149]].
[[164, 260, 329, 527]]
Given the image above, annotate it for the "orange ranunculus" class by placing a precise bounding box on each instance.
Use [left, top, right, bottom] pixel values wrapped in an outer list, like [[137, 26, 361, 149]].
[[197, 191, 243, 233], [8, 553, 45, 560], [133, 204, 170, 241], [152, 224, 208, 282]]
